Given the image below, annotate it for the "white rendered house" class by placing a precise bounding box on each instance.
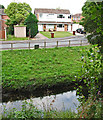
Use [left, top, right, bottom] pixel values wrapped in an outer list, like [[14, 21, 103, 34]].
[[34, 8, 72, 31]]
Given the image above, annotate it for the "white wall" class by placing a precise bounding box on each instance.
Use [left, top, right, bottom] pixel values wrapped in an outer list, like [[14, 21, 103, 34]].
[[39, 13, 71, 22], [68, 24, 71, 31], [72, 24, 84, 31]]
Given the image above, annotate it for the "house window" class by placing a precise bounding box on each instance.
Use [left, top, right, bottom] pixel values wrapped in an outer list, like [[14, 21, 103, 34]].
[[68, 15, 71, 18], [78, 17, 80, 20], [46, 24, 54, 29], [57, 14, 65, 18], [39, 13, 42, 18], [57, 24, 63, 28]]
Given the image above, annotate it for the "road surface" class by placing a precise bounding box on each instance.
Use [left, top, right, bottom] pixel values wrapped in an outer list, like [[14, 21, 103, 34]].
[[0, 36, 89, 50]]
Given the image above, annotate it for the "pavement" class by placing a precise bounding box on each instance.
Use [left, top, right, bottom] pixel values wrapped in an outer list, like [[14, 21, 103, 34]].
[[32, 33, 49, 40], [0, 32, 85, 44], [0, 33, 88, 50]]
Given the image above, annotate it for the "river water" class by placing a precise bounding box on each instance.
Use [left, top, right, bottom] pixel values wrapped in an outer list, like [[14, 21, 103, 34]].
[[1, 90, 80, 116]]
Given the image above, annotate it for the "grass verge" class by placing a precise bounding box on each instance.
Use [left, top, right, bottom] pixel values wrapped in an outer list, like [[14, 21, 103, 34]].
[[40, 31, 73, 38], [1, 34, 29, 41], [2, 46, 91, 92]]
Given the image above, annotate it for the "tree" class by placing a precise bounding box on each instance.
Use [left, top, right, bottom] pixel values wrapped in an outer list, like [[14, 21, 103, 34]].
[[4, 2, 32, 35], [80, 0, 103, 96], [81, 1, 103, 52], [0, 4, 5, 9], [24, 13, 38, 38], [5, 2, 32, 25]]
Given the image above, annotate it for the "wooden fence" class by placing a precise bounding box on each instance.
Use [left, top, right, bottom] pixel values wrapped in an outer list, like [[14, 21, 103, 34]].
[[1, 39, 89, 50]]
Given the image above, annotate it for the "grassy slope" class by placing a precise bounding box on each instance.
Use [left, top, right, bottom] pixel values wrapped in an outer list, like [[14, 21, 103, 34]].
[[40, 31, 73, 38], [1, 35, 29, 41], [2, 46, 90, 92]]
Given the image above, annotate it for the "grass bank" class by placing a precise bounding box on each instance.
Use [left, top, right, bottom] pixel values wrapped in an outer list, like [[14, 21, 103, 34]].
[[40, 31, 73, 38], [1, 34, 29, 41], [2, 46, 90, 92]]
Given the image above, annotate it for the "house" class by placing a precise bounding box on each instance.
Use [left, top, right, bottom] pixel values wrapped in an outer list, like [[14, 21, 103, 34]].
[[72, 13, 83, 23], [0, 9, 9, 39], [71, 13, 84, 31], [34, 8, 72, 31]]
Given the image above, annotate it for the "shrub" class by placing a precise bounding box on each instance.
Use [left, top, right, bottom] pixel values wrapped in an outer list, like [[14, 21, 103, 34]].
[[24, 13, 38, 38]]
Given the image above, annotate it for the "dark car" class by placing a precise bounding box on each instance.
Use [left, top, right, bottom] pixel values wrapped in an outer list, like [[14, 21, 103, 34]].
[[37, 30, 39, 33], [76, 28, 86, 34]]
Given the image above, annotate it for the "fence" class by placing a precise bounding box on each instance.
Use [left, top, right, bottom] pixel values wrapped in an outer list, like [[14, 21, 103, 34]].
[[1, 39, 89, 50]]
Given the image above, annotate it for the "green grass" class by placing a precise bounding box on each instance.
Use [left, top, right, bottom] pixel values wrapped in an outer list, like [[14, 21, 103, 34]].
[[2, 34, 29, 41], [2, 46, 91, 92], [40, 31, 73, 38]]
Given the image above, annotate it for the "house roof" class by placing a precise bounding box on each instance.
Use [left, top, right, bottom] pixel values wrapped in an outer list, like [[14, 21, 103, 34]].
[[72, 13, 82, 17], [34, 8, 70, 14]]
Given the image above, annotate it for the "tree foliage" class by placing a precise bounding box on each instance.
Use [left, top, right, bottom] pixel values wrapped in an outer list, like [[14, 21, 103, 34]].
[[5, 2, 32, 25], [81, 2, 103, 91], [0, 4, 5, 9], [81, 1, 103, 51], [4, 2, 32, 35], [24, 13, 38, 38]]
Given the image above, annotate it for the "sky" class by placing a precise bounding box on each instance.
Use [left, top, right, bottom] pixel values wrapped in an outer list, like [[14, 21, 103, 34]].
[[0, 0, 86, 14]]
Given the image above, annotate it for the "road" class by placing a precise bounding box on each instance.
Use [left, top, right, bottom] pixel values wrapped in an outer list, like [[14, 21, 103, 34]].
[[0, 36, 89, 50]]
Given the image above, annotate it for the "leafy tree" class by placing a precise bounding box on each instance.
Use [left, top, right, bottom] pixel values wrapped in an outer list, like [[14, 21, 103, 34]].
[[5, 2, 31, 25], [4, 2, 32, 35], [0, 4, 5, 9], [81, 1, 103, 52], [81, 1, 103, 93], [24, 13, 38, 38]]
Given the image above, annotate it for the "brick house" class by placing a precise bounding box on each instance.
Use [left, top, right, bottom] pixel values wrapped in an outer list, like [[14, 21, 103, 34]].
[[0, 9, 9, 39], [72, 13, 83, 23], [34, 8, 72, 31]]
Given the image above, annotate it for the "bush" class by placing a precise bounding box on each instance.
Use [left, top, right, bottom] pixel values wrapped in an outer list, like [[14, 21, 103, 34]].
[[24, 13, 38, 38]]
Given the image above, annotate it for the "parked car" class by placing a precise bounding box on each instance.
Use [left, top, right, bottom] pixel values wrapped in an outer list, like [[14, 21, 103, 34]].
[[37, 30, 39, 33], [76, 28, 86, 34]]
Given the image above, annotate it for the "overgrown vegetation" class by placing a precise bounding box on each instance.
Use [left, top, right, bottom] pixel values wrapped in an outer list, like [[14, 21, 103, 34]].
[[2, 46, 90, 92], [2, 100, 77, 119], [2, 97, 102, 119], [78, 1, 103, 118], [74, 45, 103, 118]]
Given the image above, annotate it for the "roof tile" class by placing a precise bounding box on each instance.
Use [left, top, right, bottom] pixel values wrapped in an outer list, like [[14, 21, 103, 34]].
[[34, 8, 70, 14]]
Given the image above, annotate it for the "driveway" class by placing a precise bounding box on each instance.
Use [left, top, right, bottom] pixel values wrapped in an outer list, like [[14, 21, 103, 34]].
[[32, 32, 84, 40], [32, 33, 49, 40]]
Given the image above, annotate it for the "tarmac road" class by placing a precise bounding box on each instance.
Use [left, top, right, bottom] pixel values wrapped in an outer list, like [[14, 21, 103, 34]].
[[0, 36, 89, 50]]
